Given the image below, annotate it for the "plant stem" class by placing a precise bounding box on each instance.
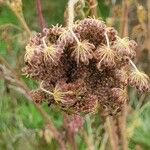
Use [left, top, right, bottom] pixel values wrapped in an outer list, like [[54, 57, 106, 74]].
[[36, 0, 45, 31], [0, 23, 22, 31], [120, 0, 129, 37], [88, 0, 98, 17], [69, 28, 80, 44], [7, 3, 31, 35], [119, 1, 129, 149], [129, 59, 139, 72], [64, 113, 77, 150], [68, 0, 79, 28], [148, 0, 150, 39], [100, 133, 108, 150], [86, 116, 94, 150], [40, 81, 53, 95], [118, 105, 128, 150], [104, 32, 110, 49], [105, 117, 118, 150]]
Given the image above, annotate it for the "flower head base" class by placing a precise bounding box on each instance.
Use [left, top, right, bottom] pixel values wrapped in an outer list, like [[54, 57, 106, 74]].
[[71, 40, 95, 64], [113, 37, 136, 59], [128, 70, 150, 92], [94, 45, 116, 69]]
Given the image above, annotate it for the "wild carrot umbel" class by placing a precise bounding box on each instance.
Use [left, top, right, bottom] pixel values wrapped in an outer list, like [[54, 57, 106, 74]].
[[23, 11, 149, 116]]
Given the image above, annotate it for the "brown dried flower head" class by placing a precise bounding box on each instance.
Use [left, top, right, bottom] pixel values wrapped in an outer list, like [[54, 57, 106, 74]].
[[94, 45, 116, 69], [114, 69, 128, 85], [112, 88, 129, 104], [52, 84, 73, 104], [23, 17, 149, 116], [128, 70, 150, 92], [113, 37, 136, 59], [71, 40, 95, 64], [69, 94, 98, 114]]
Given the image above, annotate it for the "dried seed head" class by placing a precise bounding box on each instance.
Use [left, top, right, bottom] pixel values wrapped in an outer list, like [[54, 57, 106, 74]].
[[52, 80, 87, 106], [114, 69, 128, 85], [71, 40, 95, 64], [43, 45, 58, 62], [52, 84, 73, 104], [111, 88, 128, 104], [23, 18, 149, 116], [113, 37, 136, 59], [30, 89, 46, 104], [70, 94, 98, 114], [128, 70, 150, 92], [94, 45, 116, 69]]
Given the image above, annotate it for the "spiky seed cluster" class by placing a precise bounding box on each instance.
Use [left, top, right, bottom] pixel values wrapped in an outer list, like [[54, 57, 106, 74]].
[[113, 37, 137, 59], [71, 40, 95, 65], [42, 37, 59, 64], [114, 69, 128, 86], [23, 18, 149, 116], [111, 88, 129, 104], [30, 89, 46, 104], [128, 70, 150, 92], [94, 45, 116, 69]]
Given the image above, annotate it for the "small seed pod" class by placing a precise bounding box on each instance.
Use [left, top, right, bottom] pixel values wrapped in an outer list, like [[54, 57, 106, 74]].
[[41, 80, 87, 108], [30, 89, 46, 104], [42, 28, 50, 36], [111, 88, 128, 104], [30, 33, 42, 45], [106, 27, 118, 42], [71, 40, 95, 65], [57, 30, 75, 48], [94, 45, 116, 69], [73, 18, 107, 45], [114, 69, 128, 85], [48, 24, 65, 43], [128, 70, 150, 92], [113, 37, 137, 59], [50, 82, 75, 106], [42, 37, 62, 64]]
